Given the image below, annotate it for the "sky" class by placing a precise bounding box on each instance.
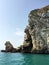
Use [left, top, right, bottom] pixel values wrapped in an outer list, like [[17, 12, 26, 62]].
[[0, 0, 49, 50]]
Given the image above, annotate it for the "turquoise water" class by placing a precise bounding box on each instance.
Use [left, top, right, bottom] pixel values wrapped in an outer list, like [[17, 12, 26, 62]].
[[0, 52, 49, 65]]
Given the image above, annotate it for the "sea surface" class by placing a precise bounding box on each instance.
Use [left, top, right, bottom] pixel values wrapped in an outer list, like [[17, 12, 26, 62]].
[[0, 52, 49, 65]]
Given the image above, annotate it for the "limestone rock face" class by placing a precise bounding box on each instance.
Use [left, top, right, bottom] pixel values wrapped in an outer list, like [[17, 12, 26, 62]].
[[23, 5, 49, 53]]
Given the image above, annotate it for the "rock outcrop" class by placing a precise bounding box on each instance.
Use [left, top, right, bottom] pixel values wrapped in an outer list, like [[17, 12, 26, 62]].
[[1, 5, 49, 53], [1, 41, 22, 52], [23, 5, 49, 53]]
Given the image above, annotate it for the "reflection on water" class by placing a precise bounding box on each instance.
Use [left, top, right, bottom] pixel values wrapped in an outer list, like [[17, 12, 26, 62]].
[[0, 52, 49, 65]]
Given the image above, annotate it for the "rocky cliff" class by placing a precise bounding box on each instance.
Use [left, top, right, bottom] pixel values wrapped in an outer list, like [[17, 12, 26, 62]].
[[1, 5, 49, 53], [23, 5, 49, 53]]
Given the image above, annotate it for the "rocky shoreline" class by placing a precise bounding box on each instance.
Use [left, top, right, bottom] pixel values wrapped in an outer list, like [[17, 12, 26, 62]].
[[1, 5, 49, 54]]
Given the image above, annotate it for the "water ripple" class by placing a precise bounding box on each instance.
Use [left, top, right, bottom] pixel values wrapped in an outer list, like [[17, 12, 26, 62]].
[[0, 52, 49, 65]]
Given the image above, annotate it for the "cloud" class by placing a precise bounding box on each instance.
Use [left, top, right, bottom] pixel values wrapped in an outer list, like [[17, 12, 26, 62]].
[[15, 28, 24, 36]]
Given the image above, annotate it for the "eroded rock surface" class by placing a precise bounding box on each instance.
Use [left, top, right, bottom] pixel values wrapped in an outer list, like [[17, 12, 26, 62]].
[[22, 27, 33, 53], [1, 5, 49, 53], [23, 5, 49, 53], [1, 41, 22, 52]]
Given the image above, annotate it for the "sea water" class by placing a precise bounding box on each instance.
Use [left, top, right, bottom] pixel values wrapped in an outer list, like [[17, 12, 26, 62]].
[[0, 52, 49, 65]]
